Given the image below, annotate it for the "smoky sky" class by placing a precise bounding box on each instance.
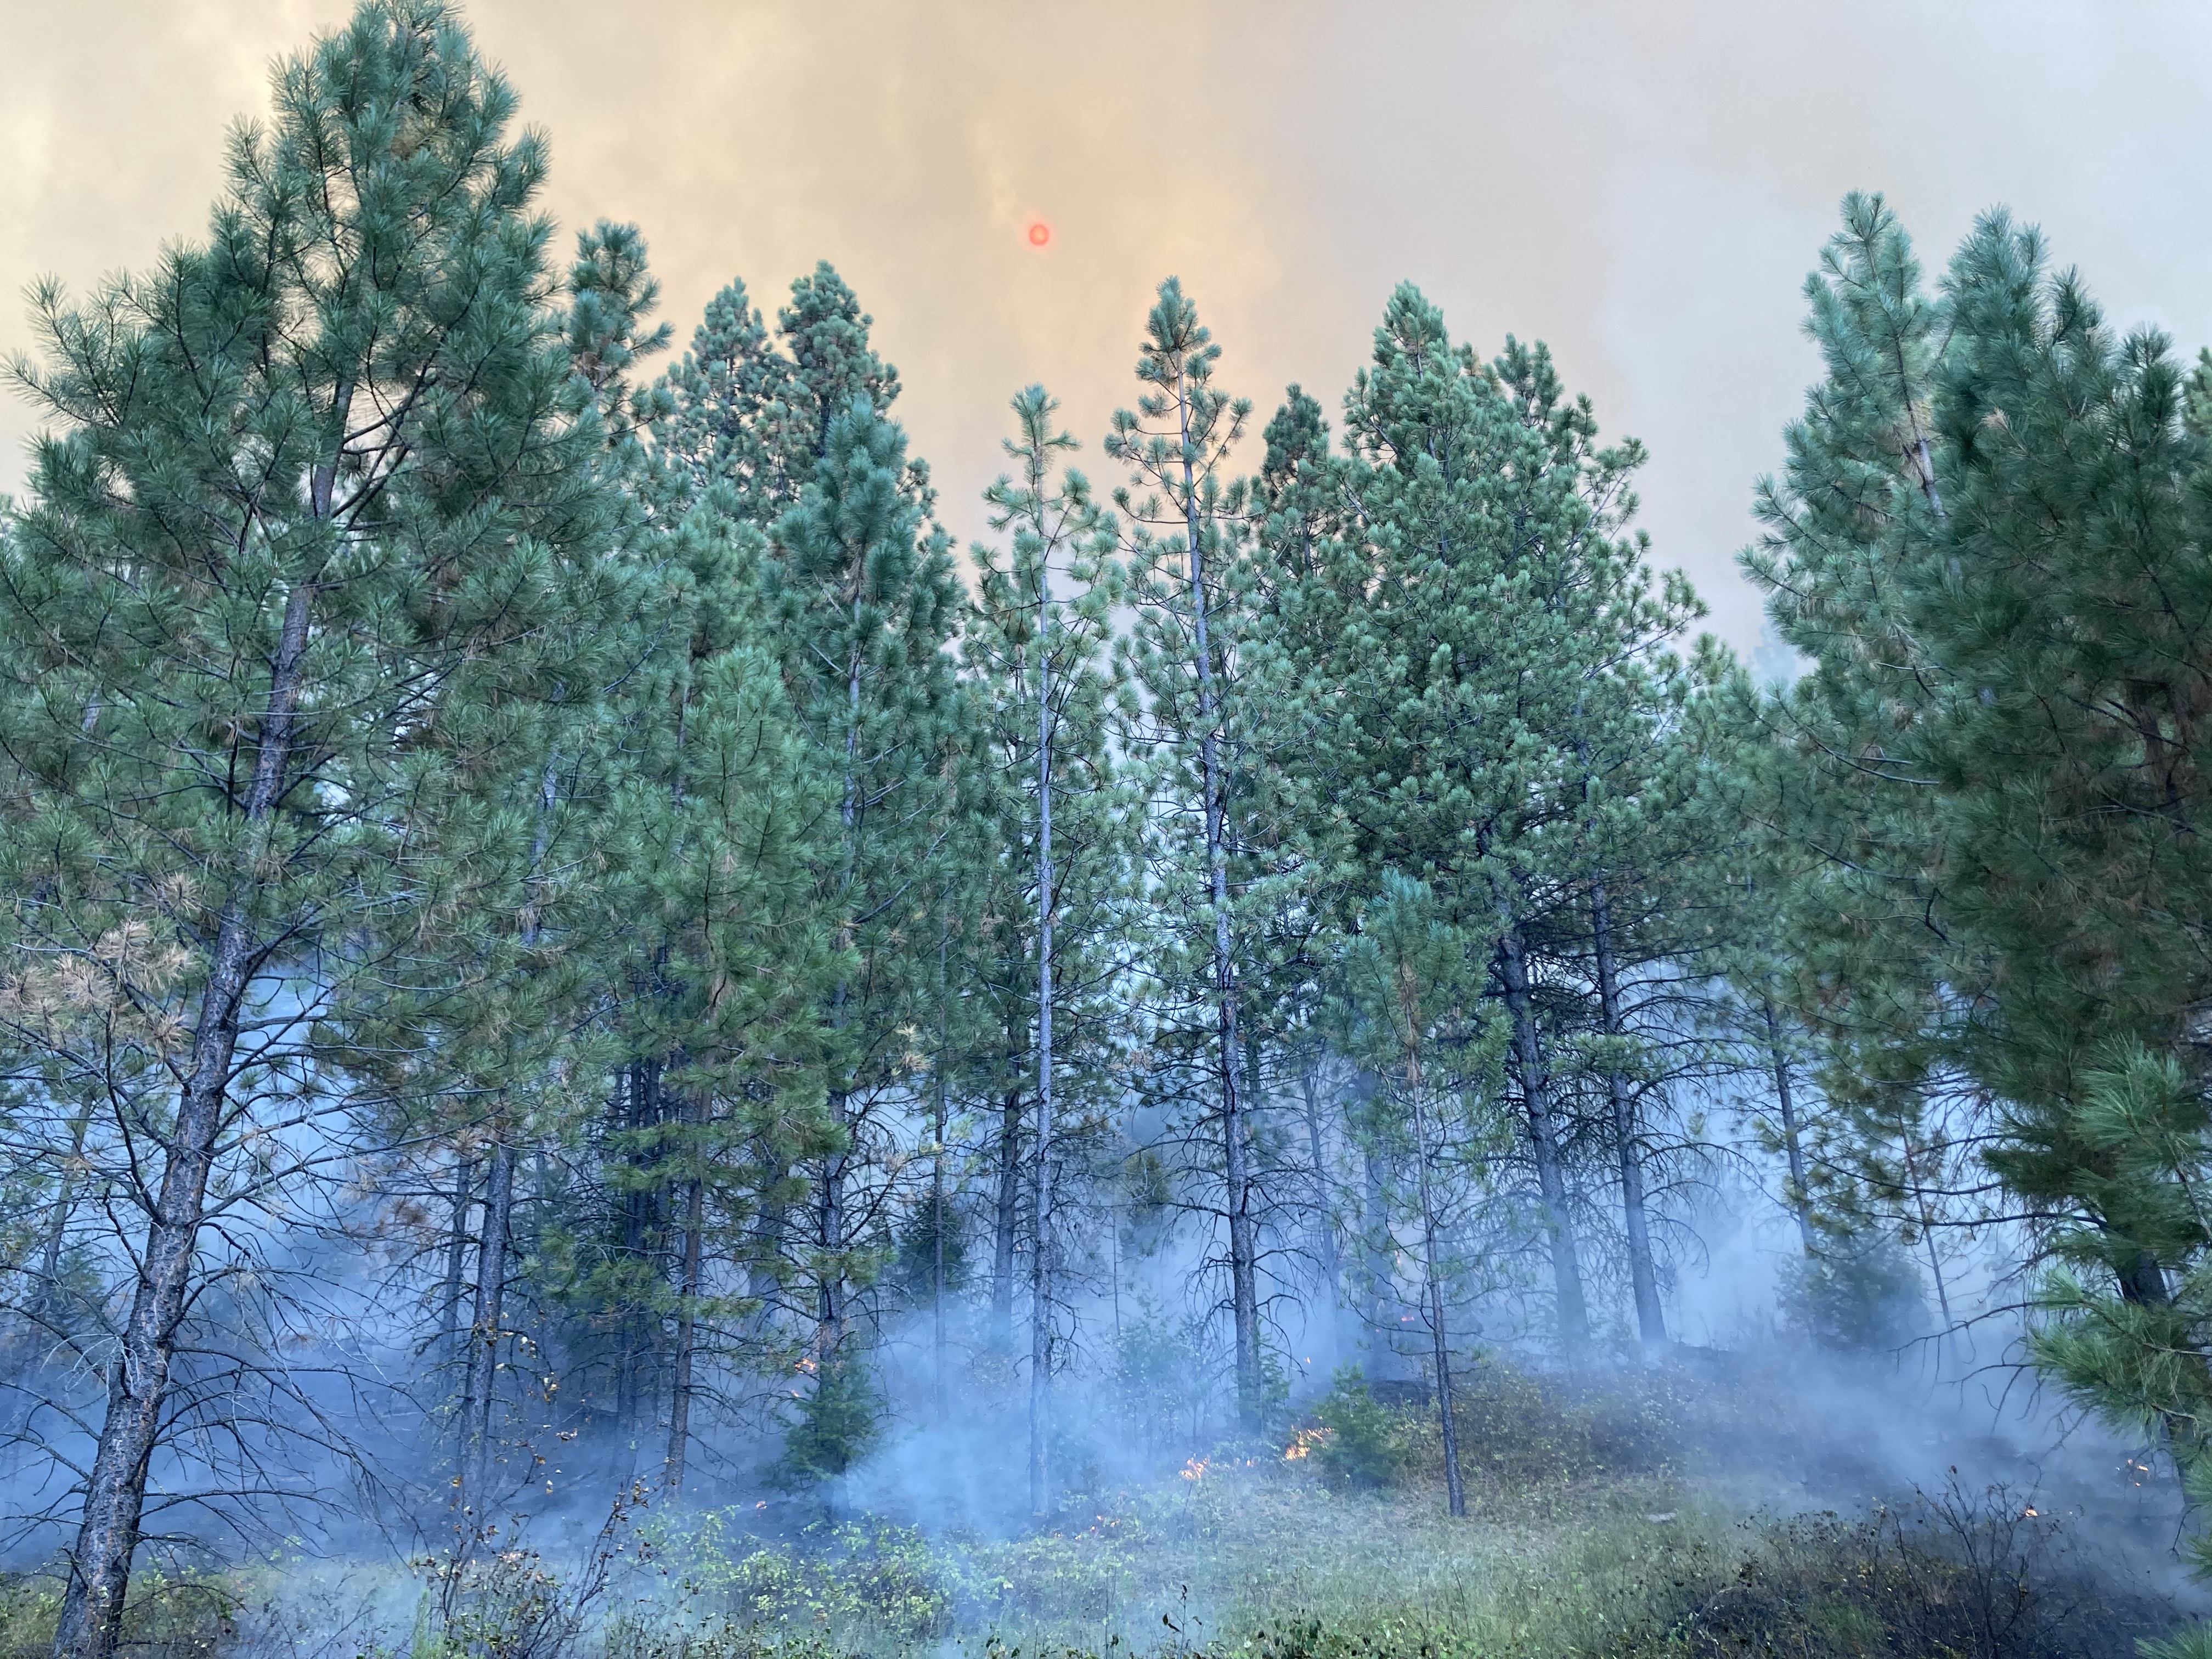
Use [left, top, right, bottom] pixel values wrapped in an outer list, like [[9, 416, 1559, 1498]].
[[4, 1, 2208, 654]]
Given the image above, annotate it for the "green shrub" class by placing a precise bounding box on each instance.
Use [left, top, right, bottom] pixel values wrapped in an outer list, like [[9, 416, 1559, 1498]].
[[776, 1357, 883, 1491], [1779, 1232, 1928, 1352], [1306, 1368, 1412, 1491]]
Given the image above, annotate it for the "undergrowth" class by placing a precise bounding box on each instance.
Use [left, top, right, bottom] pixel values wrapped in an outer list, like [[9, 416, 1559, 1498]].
[[0, 1358, 2186, 1658]]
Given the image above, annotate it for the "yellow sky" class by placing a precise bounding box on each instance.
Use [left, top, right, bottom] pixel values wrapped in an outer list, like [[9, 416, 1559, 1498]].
[[5, 2, 2209, 656]]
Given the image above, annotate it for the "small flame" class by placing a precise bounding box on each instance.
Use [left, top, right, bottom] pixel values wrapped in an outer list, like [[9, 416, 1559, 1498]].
[[1284, 1426, 1334, 1462], [1180, 1457, 1208, 1481]]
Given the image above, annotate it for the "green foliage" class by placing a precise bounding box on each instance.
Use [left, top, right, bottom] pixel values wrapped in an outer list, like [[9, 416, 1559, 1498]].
[[777, 1358, 884, 1491], [1778, 1233, 1929, 1354], [1742, 191, 2212, 1575], [1307, 1369, 1412, 1491]]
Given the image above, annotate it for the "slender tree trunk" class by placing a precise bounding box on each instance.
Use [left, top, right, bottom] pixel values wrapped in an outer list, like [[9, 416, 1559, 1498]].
[[663, 1084, 705, 1494], [33, 1110, 91, 1328], [617, 1060, 656, 1456], [1408, 1093, 1463, 1517], [1897, 1127, 1955, 1352], [745, 1148, 789, 1346], [439, 1158, 477, 1367], [813, 646, 865, 1372], [815, 1124, 847, 1360], [1496, 924, 1589, 1351], [462, 1137, 516, 1513], [1590, 876, 1666, 1352], [990, 1083, 1023, 1357], [1176, 366, 1260, 1425], [1299, 1057, 1343, 1367], [54, 574, 319, 1659], [459, 756, 556, 1517], [665, 1156, 703, 1495], [928, 898, 952, 1423], [1030, 549, 1057, 1518], [1761, 1001, 1815, 1250], [1357, 1079, 1402, 1379]]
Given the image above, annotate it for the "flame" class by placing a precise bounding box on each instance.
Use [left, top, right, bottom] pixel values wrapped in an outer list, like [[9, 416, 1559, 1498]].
[[1284, 1426, 1335, 1462], [1180, 1457, 1208, 1481]]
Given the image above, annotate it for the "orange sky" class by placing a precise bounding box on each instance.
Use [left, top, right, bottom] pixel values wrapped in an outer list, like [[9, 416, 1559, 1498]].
[[5, 2, 2209, 658]]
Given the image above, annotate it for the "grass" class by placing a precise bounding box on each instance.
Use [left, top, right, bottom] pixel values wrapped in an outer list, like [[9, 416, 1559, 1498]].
[[1, 1358, 2190, 1658]]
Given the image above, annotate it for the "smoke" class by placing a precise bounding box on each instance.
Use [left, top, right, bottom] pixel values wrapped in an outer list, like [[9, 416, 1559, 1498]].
[[5, 5, 2210, 658]]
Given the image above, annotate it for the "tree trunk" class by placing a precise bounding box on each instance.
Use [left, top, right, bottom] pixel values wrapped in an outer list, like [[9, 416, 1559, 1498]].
[[1761, 1001, 1815, 1250], [460, 1137, 516, 1514], [1175, 365, 1260, 1426], [1496, 925, 1589, 1350], [814, 1112, 848, 1362], [1299, 1057, 1343, 1368], [1398, 1013, 1469, 1522], [990, 1083, 1023, 1357], [33, 1110, 91, 1329], [1590, 876, 1666, 1352], [665, 1161, 704, 1496], [1356, 1079, 1403, 1379], [1030, 566, 1057, 1518], [54, 577, 318, 1659], [1400, 1047, 1464, 1518], [931, 902, 951, 1425], [438, 1157, 477, 1371]]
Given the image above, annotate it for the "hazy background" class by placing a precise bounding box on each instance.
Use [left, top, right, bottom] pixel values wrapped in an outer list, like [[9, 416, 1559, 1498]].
[[4, 1, 2209, 654]]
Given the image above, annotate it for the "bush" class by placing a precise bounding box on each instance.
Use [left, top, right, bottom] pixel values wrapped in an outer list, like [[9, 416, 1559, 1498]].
[[1779, 1232, 1929, 1352], [776, 1356, 883, 1491], [1306, 1368, 1412, 1491]]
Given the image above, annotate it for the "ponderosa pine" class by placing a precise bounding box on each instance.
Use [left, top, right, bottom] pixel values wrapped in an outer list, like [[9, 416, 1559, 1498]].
[[0, 4, 628, 1649]]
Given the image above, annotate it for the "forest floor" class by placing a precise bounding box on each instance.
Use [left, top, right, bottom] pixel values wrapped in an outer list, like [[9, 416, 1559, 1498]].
[[2, 1348, 2199, 1658]]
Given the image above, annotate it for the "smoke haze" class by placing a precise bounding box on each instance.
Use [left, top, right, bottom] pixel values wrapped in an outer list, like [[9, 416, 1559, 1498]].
[[4, 2, 2209, 652]]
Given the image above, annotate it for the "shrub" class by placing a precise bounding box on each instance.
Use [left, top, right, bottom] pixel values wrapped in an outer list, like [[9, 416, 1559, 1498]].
[[1779, 1232, 1929, 1352], [1306, 1368, 1412, 1491], [776, 1357, 883, 1492]]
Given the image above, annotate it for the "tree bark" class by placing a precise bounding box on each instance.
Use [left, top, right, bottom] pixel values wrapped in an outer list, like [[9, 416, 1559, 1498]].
[[1030, 555, 1056, 1517], [1761, 1001, 1815, 1250], [990, 1082, 1023, 1357], [54, 577, 318, 1659], [1397, 1030, 1463, 1517], [438, 1158, 477, 1368], [1175, 364, 1260, 1426], [461, 1137, 516, 1513], [1298, 1057, 1344, 1368], [814, 1116, 847, 1361], [1496, 924, 1589, 1350], [1590, 876, 1666, 1351], [1356, 1077, 1403, 1379], [931, 901, 951, 1424], [665, 1156, 704, 1496]]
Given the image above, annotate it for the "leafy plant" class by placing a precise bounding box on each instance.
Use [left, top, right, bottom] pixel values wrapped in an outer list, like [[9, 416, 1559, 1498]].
[[1306, 1368, 1412, 1491]]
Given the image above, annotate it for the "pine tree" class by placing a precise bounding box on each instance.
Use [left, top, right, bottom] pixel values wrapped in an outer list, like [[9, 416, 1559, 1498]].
[[963, 385, 1127, 1513], [1335, 873, 1510, 1516], [1264, 287, 1684, 1352], [1744, 194, 2212, 1580], [1107, 279, 1267, 1426], [0, 5, 625, 1649], [764, 380, 963, 1460]]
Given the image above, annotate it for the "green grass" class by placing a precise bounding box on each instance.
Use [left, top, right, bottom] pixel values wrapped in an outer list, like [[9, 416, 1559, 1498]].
[[3, 1362, 2188, 1658]]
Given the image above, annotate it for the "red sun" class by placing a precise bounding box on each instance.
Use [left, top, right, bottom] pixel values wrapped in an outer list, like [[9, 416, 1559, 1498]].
[[1027, 221, 1051, 247]]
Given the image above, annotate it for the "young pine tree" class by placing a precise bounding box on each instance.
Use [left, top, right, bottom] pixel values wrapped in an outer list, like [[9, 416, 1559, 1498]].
[[1108, 280, 1267, 1426], [963, 386, 1128, 1513]]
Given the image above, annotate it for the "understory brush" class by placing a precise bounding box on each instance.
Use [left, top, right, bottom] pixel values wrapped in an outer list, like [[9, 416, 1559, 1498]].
[[19, 1360, 2190, 1659]]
